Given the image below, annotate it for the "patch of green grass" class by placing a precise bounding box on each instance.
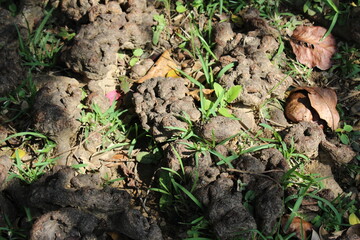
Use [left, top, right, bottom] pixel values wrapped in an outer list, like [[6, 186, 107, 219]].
[[1, 132, 57, 184], [78, 102, 135, 155], [16, 8, 65, 71], [312, 192, 357, 231], [302, 0, 350, 39], [0, 215, 27, 240]]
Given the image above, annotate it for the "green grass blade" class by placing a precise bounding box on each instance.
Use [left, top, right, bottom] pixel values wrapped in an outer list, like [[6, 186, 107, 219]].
[[1, 132, 49, 143], [284, 195, 304, 231], [34, 8, 54, 45], [321, 12, 338, 40], [173, 181, 203, 209], [240, 143, 276, 155], [216, 62, 235, 79], [307, 193, 342, 224]]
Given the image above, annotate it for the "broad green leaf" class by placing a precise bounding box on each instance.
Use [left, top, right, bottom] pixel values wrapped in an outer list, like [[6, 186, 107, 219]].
[[176, 1, 187, 13], [213, 82, 224, 98], [307, 8, 317, 16], [133, 48, 143, 57], [340, 134, 350, 145], [224, 85, 242, 103], [343, 124, 353, 132], [303, 1, 310, 13], [129, 57, 139, 66]]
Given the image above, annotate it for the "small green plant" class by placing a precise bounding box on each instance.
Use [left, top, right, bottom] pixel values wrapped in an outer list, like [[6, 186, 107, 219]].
[[178, 62, 240, 121], [282, 168, 357, 234], [156, 0, 170, 15], [175, 1, 187, 13], [16, 8, 64, 70], [302, 0, 353, 39], [0, 215, 27, 240], [129, 48, 144, 67], [204, 82, 242, 118], [183, 216, 212, 239], [336, 123, 354, 145], [164, 112, 198, 141], [152, 14, 166, 45], [1, 132, 57, 184]]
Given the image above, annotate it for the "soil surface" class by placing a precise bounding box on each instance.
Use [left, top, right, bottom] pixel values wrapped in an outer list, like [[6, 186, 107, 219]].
[[0, 1, 359, 240]]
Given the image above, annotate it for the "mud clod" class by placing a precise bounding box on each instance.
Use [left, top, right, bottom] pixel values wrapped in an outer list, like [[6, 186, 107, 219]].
[[61, 0, 156, 80], [200, 116, 242, 143], [217, 12, 292, 107], [32, 76, 82, 165], [2, 167, 162, 239], [30, 208, 100, 240], [133, 77, 201, 142], [197, 178, 257, 240], [236, 149, 288, 235], [284, 122, 325, 158]]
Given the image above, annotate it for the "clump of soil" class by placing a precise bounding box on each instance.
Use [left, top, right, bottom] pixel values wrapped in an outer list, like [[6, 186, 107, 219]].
[[32, 76, 82, 165], [0, 1, 359, 239], [61, 0, 157, 80], [133, 77, 201, 142], [1, 167, 162, 240], [216, 8, 293, 107]]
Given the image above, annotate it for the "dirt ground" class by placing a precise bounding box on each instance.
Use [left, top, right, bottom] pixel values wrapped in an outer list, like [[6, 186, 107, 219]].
[[0, 0, 359, 239]]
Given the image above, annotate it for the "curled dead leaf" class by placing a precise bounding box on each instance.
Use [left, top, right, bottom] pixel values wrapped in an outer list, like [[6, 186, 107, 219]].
[[290, 26, 336, 70], [281, 215, 313, 239], [135, 50, 178, 83], [285, 87, 339, 130]]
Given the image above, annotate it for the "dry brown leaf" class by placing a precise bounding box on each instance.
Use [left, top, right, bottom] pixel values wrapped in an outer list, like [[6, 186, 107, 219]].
[[304, 87, 339, 130], [135, 50, 178, 83], [285, 87, 339, 130], [281, 215, 313, 239], [285, 91, 314, 123], [290, 26, 336, 70], [187, 89, 214, 101]]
